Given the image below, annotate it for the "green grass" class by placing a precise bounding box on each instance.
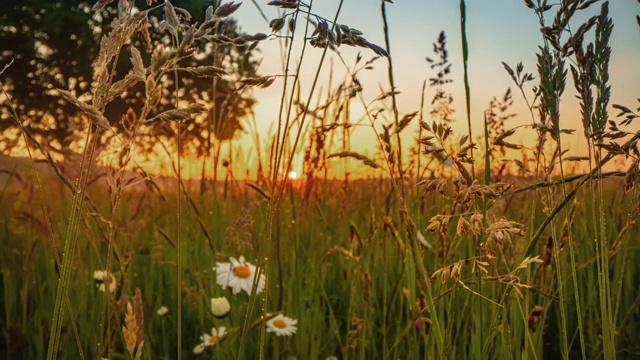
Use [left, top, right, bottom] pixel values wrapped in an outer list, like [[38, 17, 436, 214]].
[[1, 168, 639, 359], [1, 1, 640, 359]]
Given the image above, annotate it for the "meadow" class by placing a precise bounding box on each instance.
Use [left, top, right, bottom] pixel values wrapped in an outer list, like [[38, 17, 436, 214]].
[[1, 0, 640, 359]]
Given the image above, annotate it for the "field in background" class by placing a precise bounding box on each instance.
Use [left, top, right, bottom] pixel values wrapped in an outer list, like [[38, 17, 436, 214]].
[[1, 0, 640, 359], [1, 155, 639, 358]]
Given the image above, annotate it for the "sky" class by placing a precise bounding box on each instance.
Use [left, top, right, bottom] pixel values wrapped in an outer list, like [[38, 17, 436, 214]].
[[200, 0, 640, 178]]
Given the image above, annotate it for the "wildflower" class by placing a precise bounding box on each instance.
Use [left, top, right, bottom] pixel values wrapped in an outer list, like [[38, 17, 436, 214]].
[[200, 327, 226, 347], [156, 306, 169, 316], [266, 314, 297, 336], [215, 256, 265, 295], [210, 297, 231, 318], [93, 270, 117, 293], [192, 343, 205, 355]]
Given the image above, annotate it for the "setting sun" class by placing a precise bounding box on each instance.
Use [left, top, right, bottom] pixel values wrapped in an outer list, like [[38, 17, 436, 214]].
[[288, 171, 298, 180]]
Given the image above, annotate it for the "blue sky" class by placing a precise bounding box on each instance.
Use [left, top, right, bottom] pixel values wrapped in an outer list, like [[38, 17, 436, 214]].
[[226, 0, 640, 169]]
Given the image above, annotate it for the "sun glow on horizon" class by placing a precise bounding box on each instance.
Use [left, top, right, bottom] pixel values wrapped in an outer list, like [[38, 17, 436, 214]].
[[288, 171, 298, 180]]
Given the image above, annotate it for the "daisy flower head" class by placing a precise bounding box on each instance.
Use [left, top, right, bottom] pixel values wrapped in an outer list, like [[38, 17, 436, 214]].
[[266, 314, 298, 336], [156, 306, 169, 316], [192, 343, 205, 355], [210, 296, 231, 318], [215, 256, 265, 295], [93, 270, 117, 293], [200, 326, 226, 347]]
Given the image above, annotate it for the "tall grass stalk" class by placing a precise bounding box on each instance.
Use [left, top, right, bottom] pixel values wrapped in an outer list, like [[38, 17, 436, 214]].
[[521, 129, 640, 258], [172, 37, 183, 359], [381, 2, 405, 197], [553, 60, 587, 360], [478, 112, 493, 358], [237, 1, 333, 358], [50, 9, 140, 351], [47, 126, 97, 360], [379, 5, 415, 352], [1, 73, 85, 359], [593, 6, 616, 357], [556, 73, 588, 360], [459, 0, 474, 178], [417, 80, 427, 182], [381, 2, 445, 356], [243, 14, 299, 360]]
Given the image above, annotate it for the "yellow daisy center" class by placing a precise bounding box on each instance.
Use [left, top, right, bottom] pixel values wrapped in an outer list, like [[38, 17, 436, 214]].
[[273, 319, 287, 329], [233, 264, 251, 278], [208, 335, 219, 345]]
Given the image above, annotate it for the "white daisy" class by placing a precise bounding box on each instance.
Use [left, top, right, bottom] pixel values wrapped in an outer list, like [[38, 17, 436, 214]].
[[192, 343, 205, 355], [93, 270, 117, 293], [210, 297, 231, 318], [156, 306, 169, 316], [200, 326, 226, 347], [266, 314, 298, 336], [215, 256, 265, 295]]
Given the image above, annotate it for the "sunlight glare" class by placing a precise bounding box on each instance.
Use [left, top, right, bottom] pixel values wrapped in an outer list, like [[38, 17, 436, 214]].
[[288, 171, 298, 180]]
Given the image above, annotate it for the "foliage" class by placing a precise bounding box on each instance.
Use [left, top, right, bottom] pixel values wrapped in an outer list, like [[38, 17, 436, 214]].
[[0, 0, 259, 156]]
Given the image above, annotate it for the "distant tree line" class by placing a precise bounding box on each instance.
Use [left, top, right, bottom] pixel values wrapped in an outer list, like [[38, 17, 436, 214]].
[[0, 0, 259, 157]]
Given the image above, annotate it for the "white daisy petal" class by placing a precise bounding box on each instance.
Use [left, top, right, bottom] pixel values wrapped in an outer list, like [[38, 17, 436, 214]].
[[156, 306, 169, 316]]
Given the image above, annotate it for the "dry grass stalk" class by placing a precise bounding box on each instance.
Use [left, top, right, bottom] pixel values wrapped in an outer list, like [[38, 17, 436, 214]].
[[327, 151, 380, 169], [133, 288, 144, 343], [483, 218, 525, 255], [122, 302, 138, 357], [122, 298, 144, 360]]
